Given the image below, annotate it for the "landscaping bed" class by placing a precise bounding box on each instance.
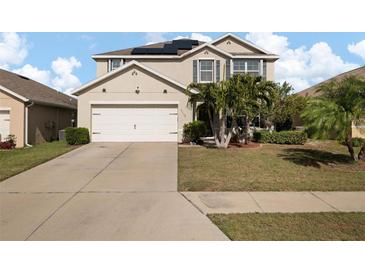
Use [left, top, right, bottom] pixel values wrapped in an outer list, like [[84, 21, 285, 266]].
[[178, 140, 365, 191], [208, 212, 365, 240], [0, 141, 78, 182]]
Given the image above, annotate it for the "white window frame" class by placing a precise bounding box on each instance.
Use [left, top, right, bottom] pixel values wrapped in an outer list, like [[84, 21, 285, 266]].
[[198, 59, 214, 83], [232, 59, 264, 76], [108, 59, 123, 72]]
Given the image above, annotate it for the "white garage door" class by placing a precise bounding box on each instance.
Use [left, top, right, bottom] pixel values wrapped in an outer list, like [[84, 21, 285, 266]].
[[0, 110, 10, 141], [91, 105, 178, 142]]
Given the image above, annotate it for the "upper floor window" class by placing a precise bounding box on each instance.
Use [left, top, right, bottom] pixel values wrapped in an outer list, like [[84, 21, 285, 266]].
[[233, 59, 263, 77], [199, 60, 214, 83], [108, 59, 123, 72]]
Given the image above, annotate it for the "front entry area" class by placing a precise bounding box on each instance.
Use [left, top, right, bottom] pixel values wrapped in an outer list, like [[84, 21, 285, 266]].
[[91, 104, 178, 142]]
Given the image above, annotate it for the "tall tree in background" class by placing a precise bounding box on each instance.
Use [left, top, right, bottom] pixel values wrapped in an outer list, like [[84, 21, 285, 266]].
[[260, 81, 307, 131], [301, 76, 365, 161]]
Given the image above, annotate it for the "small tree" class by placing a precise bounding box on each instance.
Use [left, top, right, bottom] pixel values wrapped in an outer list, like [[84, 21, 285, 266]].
[[301, 76, 365, 161], [261, 81, 307, 131]]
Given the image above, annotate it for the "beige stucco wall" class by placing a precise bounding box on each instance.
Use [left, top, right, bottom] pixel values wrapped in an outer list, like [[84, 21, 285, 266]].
[[95, 48, 277, 82], [96, 59, 108, 77], [213, 37, 261, 54], [77, 64, 193, 142], [28, 104, 76, 145], [352, 120, 365, 138], [0, 90, 25, 147], [139, 48, 229, 86], [266, 60, 275, 81]]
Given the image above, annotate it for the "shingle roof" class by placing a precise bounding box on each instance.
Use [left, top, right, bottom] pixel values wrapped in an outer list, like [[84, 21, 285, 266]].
[[0, 69, 77, 109], [297, 66, 365, 97], [94, 39, 206, 57]]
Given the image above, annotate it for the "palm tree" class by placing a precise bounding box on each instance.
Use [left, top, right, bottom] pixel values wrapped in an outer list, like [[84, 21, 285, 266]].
[[188, 81, 235, 148], [187, 73, 277, 147], [228, 74, 276, 144], [301, 76, 365, 161]]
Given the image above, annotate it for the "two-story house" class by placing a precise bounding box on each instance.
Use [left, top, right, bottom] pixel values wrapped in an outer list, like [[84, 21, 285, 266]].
[[72, 33, 278, 142]]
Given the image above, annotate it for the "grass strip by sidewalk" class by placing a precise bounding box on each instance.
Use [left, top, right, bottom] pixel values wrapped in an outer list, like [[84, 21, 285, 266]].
[[209, 212, 365, 240]]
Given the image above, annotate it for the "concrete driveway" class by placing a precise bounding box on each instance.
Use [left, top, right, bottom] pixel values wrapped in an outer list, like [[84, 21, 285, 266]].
[[0, 143, 227, 240]]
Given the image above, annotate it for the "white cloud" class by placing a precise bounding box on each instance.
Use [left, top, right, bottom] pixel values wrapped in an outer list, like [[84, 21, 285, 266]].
[[245, 32, 288, 54], [13, 64, 51, 85], [348, 40, 365, 60], [145, 32, 166, 45], [12, 56, 82, 93], [0, 32, 28, 69], [245, 32, 360, 92], [174, 33, 213, 43], [51, 57, 82, 93]]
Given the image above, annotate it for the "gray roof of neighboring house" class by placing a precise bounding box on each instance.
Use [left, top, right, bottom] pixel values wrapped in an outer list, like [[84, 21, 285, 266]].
[[297, 66, 365, 97], [0, 69, 77, 109], [94, 39, 206, 57]]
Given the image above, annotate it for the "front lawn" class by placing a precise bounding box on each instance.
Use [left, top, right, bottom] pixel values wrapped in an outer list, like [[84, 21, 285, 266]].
[[0, 141, 77, 182], [178, 141, 365, 191], [209, 212, 365, 240]]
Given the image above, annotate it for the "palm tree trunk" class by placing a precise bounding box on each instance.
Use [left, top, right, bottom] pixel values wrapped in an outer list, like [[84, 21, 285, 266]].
[[243, 115, 249, 145], [345, 132, 356, 161], [358, 144, 365, 161]]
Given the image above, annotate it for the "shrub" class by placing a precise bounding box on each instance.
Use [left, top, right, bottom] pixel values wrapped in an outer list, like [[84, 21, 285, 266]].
[[0, 134, 16, 150], [183, 121, 207, 143], [253, 130, 307, 145], [341, 137, 365, 147], [65, 127, 90, 145]]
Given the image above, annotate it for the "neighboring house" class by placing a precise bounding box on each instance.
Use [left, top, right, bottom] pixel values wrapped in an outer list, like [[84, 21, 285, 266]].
[[72, 33, 278, 143], [0, 69, 77, 147], [297, 66, 365, 138]]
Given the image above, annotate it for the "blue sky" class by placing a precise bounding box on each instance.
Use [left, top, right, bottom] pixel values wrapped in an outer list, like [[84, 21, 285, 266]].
[[1, 32, 365, 93]]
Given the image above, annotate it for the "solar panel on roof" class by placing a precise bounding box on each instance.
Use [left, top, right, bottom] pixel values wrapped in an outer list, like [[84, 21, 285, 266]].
[[131, 39, 199, 55], [172, 39, 199, 50]]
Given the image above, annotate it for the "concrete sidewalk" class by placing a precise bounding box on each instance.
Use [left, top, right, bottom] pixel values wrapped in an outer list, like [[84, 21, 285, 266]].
[[182, 192, 365, 214]]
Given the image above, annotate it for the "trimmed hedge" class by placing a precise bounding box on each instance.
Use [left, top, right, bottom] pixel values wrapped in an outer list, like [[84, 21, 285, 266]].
[[253, 130, 307, 145], [183, 121, 207, 143], [65, 127, 90, 145], [352, 138, 365, 147], [341, 137, 365, 147]]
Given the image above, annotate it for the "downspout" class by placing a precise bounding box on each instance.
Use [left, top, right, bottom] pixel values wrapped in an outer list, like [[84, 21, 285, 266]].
[[25, 101, 34, 147]]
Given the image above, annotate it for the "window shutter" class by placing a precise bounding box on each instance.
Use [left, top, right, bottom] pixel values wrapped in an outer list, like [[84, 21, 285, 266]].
[[216, 60, 220, 82], [193, 60, 198, 83], [226, 59, 231, 80]]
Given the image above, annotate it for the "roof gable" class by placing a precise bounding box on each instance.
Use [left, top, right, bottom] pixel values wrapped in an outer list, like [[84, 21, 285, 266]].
[[72, 60, 199, 96], [297, 66, 365, 97], [0, 69, 77, 109], [92, 33, 277, 60], [211, 33, 272, 55]]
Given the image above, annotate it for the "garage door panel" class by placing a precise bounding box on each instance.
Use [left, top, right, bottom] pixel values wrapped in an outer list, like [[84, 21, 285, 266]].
[[91, 105, 178, 142]]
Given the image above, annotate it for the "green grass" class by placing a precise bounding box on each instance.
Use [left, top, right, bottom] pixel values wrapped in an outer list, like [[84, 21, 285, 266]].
[[209, 212, 365, 240], [0, 141, 77, 182], [178, 141, 365, 191]]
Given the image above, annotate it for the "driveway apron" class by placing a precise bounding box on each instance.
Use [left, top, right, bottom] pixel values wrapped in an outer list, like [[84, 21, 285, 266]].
[[0, 142, 227, 240]]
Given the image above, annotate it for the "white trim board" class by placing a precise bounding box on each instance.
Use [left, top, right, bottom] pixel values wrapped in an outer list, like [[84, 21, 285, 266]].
[[90, 101, 179, 105], [0, 85, 29, 102], [72, 60, 199, 96], [210, 33, 274, 55]]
